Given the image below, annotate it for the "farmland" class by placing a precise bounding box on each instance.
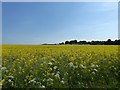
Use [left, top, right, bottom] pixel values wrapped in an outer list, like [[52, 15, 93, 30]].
[[1, 45, 120, 88]]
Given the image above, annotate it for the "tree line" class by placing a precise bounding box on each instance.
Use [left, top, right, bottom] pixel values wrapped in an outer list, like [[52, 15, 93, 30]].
[[59, 39, 120, 45]]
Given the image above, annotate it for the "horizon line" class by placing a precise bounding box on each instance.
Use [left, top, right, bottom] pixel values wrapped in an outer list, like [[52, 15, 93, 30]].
[[1, 38, 120, 45]]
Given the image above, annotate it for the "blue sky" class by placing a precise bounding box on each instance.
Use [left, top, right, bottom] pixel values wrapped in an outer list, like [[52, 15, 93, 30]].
[[2, 2, 118, 44]]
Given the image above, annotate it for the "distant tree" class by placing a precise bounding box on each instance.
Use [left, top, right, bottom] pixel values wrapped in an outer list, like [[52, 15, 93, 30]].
[[91, 41, 95, 45], [59, 42, 64, 45], [64, 39, 120, 45], [104, 39, 112, 45], [69, 40, 77, 44], [69, 41, 73, 44], [101, 41, 105, 45], [107, 39, 112, 42], [78, 41, 82, 44], [117, 39, 120, 45], [79, 41, 87, 44], [74, 40, 77, 44], [87, 41, 91, 44], [114, 40, 118, 45], [65, 41, 70, 44]]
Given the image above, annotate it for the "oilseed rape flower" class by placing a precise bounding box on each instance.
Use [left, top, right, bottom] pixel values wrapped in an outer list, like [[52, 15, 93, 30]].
[[69, 57, 75, 62], [2, 45, 120, 88]]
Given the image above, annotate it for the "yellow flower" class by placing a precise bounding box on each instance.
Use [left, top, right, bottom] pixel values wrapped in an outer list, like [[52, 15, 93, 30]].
[[92, 72, 95, 75], [69, 57, 75, 62]]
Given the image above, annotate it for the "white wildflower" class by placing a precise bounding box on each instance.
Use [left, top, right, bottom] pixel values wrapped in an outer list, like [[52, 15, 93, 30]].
[[93, 69, 97, 72], [53, 66, 57, 69], [62, 78, 64, 80], [48, 62, 52, 65], [29, 78, 36, 83], [96, 65, 99, 67], [57, 71, 60, 74], [51, 73, 55, 75], [41, 85, 45, 88], [41, 57, 46, 60], [60, 80, 65, 84], [80, 64, 86, 69], [91, 63, 95, 67], [43, 78, 46, 82], [69, 62, 74, 67], [51, 58, 55, 62], [47, 78, 53, 82], [91, 63, 98, 68], [8, 76, 14, 79], [1, 67, 7, 70], [8, 79, 11, 82], [36, 82, 41, 85], [5, 70, 9, 73], [49, 68, 52, 70], [55, 73, 60, 79]]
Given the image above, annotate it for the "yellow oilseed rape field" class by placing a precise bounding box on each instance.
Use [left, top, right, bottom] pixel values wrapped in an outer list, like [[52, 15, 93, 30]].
[[1, 45, 120, 88]]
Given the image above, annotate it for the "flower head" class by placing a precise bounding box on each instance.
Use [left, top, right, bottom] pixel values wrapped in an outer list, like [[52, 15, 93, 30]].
[[48, 62, 52, 65]]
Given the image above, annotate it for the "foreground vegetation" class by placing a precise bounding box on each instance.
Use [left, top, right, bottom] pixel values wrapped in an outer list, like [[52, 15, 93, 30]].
[[1, 45, 120, 88]]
